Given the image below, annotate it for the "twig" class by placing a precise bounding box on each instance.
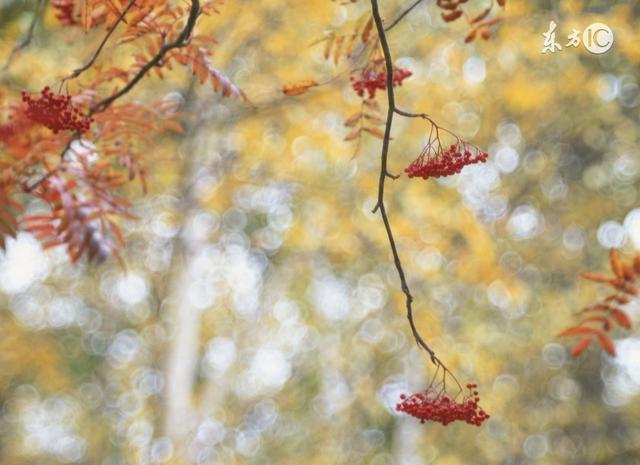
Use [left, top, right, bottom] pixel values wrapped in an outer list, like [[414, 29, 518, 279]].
[[91, 0, 201, 113], [370, 0, 439, 366], [63, 0, 138, 82], [24, 0, 201, 193], [384, 0, 423, 32], [2, 0, 49, 71]]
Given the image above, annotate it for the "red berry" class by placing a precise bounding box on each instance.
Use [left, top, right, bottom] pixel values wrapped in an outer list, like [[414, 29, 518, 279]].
[[21, 87, 92, 134]]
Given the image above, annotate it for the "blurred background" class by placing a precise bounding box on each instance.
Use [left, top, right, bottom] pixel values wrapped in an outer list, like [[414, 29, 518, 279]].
[[1, 0, 640, 464]]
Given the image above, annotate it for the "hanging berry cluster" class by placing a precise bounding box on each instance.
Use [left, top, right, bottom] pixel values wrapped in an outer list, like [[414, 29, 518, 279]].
[[21, 87, 93, 134], [405, 143, 488, 179], [396, 383, 489, 426], [351, 59, 412, 99]]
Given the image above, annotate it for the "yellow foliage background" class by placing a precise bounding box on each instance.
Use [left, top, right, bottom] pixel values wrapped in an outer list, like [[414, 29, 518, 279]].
[[1, 0, 640, 464]]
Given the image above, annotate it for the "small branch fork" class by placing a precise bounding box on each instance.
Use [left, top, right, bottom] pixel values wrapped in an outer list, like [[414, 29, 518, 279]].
[[384, 0, 423, 32], [369, 0, 450, 373], [90, 0, 201, 113], [62, 0, 138, 83], [24, 0, 201, 193]]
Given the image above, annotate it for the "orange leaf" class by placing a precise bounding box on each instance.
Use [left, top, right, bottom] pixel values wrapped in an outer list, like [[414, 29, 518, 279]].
[[323, 35, 335, 60], [610, 249, 624, 279], [622, 282, 638, 296], [344, 113, 361, 127], [442, 9, 463, 22], [580, 316, 610, 327], [282, 80, 318, 97], [464, 28, 478, 43], [363, 127, 385, 139], [571, 337, 592, 357], [595, 331, 616, 356], [558, 326, 598, 337], [344, 127, 361, 141], [611, 309, 632, 329], [361, 18, 373, 43], [623, 264, 636, 281], [481, 29, 492, 40], [470, 8, 491, 24], [581, 272, 612, 284], [604, 295, 630, 305]]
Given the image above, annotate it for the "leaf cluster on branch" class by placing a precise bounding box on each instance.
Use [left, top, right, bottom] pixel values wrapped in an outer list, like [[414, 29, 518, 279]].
[[559, 249, 637, 357], [1, 0, 244, 263]]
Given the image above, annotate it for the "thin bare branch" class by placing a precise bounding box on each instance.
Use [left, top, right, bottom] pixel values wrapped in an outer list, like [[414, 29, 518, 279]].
[[91, 0, 201, 113], [370, 0, 439, 366], [63, 0, 137, 82], [24, 0, 200, 194], [385, 0, 423, 32]]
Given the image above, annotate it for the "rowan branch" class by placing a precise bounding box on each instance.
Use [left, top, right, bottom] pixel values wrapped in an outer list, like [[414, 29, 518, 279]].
[[24, 0, 201, 193], [91, 0, 201, 113], [370, 0, 440, 366]]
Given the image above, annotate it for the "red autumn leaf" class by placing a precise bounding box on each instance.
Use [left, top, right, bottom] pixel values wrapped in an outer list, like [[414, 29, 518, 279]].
[[595, 331, 616, 356], [611, 309, 632, 329], [441, 9, 463, 22], [558, 326, 598, 338], [571, 337, 592, 357]]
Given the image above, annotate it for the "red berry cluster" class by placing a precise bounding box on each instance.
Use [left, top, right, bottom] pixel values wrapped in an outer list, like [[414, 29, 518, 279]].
[[21, 87, 93, 134], [405, 144, 488, 179], [351, 67, 412, 99], [396, 384, 490, 426]]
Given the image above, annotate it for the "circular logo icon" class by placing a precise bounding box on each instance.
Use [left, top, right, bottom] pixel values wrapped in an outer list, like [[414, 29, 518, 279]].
[[583, 22, 614, 54]]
